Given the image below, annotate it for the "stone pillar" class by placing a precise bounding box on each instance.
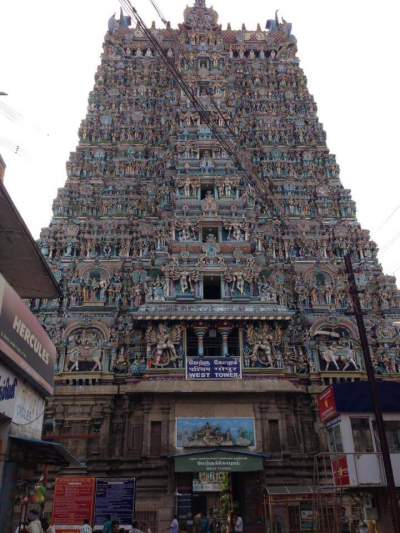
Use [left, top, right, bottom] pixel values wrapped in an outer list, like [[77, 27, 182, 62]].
[[218, 326, 233, 357], [258, 403, 269, 451], [239, 326, 245, 365], [142, 401, 152, 457], [160, 404, 171, 454], [193, 327, 208, 357]]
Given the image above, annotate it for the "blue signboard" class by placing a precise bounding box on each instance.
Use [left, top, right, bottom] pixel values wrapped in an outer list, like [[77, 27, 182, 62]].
[[186, 357, 241, 380], [94, 478, 136, 528]]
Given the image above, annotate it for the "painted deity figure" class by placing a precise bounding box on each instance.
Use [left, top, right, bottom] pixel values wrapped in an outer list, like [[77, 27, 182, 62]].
[[147, 324, 183, 368], [247, 325, 274, 367], [179, 271, 193, 294], [202, 191, 218, 216]]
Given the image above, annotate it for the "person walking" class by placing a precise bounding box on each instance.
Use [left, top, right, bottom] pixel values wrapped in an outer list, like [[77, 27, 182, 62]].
[[170, 515, 179, 533], [26, 511, 43, 533], [112, 521, 121, 533], [200, 513, 209, 533], [232, 514, 243, 533], [103, 515, 113, 533], [129, 520, 144, 533], [194, 512, 202, 533], [81, 519, 93, 533], [41, 519, 56, 533], [358, 521, 369, 533]]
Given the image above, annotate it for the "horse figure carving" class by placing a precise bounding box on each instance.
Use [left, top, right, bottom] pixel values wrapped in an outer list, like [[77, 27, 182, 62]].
[[66, 345, 102, 372], [321, 343, 359, 371], [66, 330, 103, 372]]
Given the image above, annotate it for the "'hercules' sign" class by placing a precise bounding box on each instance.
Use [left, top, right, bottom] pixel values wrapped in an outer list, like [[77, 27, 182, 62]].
[[0, 273, 56, 396]]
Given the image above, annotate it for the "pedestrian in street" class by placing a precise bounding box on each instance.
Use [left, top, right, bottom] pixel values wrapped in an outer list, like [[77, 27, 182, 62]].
[[170, 515, 179, 533], [129, 520, 144, 533], [233, 514, 243, 533], [200, 513, 209, 533], [227, 512, 235, 533], [81, 518, 93, 533], [194, 512, 202, 533], [26, 510, 44, 533], [341, 517, 350, 533], [358, 521, 369, 533], [112, 521, 121, 533], [103, 515, 113, 533], [41, 518, 56, 533]]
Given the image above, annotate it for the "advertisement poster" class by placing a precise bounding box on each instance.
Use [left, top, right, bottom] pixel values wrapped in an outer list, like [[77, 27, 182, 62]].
[[52, 477, 96, 532], [177, 418, 255, 448], [177, 493, 192, 521], [332, 456, 350, 487], [186, 357, 241, 380], [94, 478, 136, 528], [318, 387, 337, 423], [193, 472, 227, 492]]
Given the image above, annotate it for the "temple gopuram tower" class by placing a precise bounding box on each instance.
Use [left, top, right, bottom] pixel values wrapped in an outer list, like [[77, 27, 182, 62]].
[[33, 1, 400, 530]]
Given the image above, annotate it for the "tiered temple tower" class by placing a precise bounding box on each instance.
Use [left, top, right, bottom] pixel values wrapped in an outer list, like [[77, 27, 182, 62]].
[[33, 1, 400, 530]]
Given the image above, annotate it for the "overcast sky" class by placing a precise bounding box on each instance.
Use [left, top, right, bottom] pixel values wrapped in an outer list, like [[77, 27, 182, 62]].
[[0, 0, 399, 278]]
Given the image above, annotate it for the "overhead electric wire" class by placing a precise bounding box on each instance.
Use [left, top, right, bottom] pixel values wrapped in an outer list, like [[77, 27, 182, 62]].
[[119, 0, 281, 220], [144, 0, 245, 155], [149, 0, 168, 25], [375, 203, 400, 233], [381, 230, 400, 253]]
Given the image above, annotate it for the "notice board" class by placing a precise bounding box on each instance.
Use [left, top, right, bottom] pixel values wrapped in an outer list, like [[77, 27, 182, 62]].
[[94, 478, 136, 528], [177, 493, 192, 521], [52, 477, 96, 532]]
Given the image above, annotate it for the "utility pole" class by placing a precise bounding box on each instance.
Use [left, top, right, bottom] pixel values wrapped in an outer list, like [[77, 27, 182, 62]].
[[345, 253, 400, 532]]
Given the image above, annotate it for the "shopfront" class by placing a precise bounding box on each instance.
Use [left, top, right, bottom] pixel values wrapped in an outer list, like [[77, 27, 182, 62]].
[[0, 273, 76, 529]]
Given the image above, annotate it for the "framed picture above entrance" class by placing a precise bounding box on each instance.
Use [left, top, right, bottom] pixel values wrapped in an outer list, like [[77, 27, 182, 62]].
[[176, 417, 256, 448]]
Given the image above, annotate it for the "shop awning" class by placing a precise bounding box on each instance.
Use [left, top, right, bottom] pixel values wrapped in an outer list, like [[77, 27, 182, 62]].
[[170, 448, 270, 473], [0, 181, 60, 299], [9, 436, 82, 467]]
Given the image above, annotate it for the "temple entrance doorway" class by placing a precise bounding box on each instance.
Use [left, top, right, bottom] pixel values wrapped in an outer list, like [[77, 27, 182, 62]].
[[231, 472, 265, 533], [174, 451, 266, 533], [192, 493, 207, 516]]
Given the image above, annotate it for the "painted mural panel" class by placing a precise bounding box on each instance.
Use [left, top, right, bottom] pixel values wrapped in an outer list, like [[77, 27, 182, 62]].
[[176, 418, 255, 448]]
